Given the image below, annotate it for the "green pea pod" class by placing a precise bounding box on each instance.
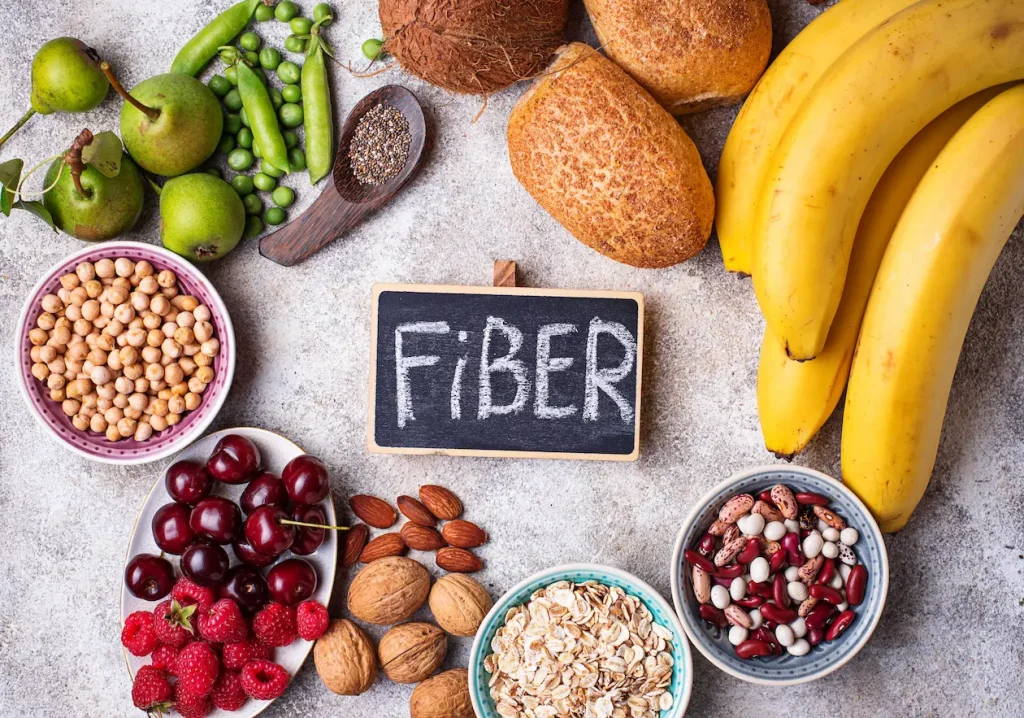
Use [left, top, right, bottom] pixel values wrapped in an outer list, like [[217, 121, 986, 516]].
[[171, 0, 263, 76], [302, 16, 335, 184], [236, 61, 290, 173]]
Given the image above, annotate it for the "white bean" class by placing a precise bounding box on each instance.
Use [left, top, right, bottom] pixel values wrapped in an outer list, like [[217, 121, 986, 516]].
[[748, 609, 763, 629], [711, 585, 731, 610], [728, 626, 749, 646], [790, 617, 807, 639], [840, 527, 860, 546], [784, 519, 800, 533], [787, 638, 811, 657], [784, 566, 800, 582], [822, 527, 840, 542], [837, 601, 849, 612], [829, 573, 843, 590], [749, 557, 770, 584], [730, 577, 747, 602], [787, 581, 809, 602], [816, 519, 830, 532], [763, 520, 786, 542], [738, 512, 765, 537], [839, 563, 853, 583], [821, 541, 839, 559], [803, 531, 824, 559], [775, 624, 795, 647]]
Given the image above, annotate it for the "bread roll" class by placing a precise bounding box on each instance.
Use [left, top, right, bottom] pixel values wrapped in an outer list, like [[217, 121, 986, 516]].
[[507, 43, 714, 268], [584, 0, 771, 114]]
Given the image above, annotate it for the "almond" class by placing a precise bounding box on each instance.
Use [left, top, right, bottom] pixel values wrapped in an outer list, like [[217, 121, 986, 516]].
[[400, 523, 447, 551], [343, 524, 370, 567], [360, 533, 407, 563], [435, 547, 483, 573], [441, 520, 487, 549], [397, 495, 437, 527], [350, 495, 398, 529], [419, 485, 463, 521]]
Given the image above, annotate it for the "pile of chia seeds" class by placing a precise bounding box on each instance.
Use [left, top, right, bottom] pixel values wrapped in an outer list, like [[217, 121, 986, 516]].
[[349, 103, 411, 186]]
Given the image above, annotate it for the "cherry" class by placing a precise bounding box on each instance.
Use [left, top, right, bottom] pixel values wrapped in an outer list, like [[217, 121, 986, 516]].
[[289, 504, 326, 555], [282, 454, 330, 504], [206, 434, 261, 484], [189, 496, 242, 544], [232, 535, 278, 567], [266, 558, 318, 606], [152, 502, 195, 555], [240, 472, 289, 514], [164, 460, 213, 504], [220, 566, 270, 615], [125, 553, 175, 601], [245, 506, 295, 556], [181, 541, 229, 587]]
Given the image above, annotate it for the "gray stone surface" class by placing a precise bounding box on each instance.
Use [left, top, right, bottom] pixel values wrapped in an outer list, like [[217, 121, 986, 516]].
[[0, 1, 1021, 716]]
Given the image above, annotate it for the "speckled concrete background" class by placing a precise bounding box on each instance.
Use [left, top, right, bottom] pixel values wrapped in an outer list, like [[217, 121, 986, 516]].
[[0, 1, 1022, 716]]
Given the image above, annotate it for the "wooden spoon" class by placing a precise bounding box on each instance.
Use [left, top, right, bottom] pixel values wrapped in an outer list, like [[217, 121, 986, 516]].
[[259, 85, 428, 266]]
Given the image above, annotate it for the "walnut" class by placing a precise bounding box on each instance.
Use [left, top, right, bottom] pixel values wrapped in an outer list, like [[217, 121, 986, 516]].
[[428, 574, 492, 637], [313, 619, 376, 695], [347, 556, 431, 624], [378, 622, 448, 683], [410, 668, 473, 718]]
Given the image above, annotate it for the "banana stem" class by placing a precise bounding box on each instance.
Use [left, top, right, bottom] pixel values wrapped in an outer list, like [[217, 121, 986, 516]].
[[279, 519, 350, 532], [0, 108, 37, 151], [100, 62, 160, 121]]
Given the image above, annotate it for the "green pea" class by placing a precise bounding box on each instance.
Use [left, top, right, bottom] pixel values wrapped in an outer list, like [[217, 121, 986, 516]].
[[283, 130, 298, 149], [277, 61, 301, 85], [243, 193, 264, 215], [236, 127, 254, 149], [204, 167, 222, 178], [254, 3, 275, 22], [231, 175, 255, 196], [362, 38, 384, 60], [265, 207, 286, 226], [282, 84, 301, 103], [261, 160, 285, 178], [239, 32, 261, 51], [290, 17, 313, 35], [313, 3, 332, 22], [240, 107, 250, 127], [208, 74, 232, 97], [217, 133, 236, 154], [259, 47, 282, 70], [228, 148, 255, 171], [272, 186, 295, 208], [220, 47, 240, 65], [253, 172, 277, 192], [279, 103, 304, 128], [223, 88, 243, 112], [244, 214, 265, 239], [288, 147, 306, 172], [224, 114, 242, 135], [225, 66, 238, 85], [275, 0, 298, 21], [253, 141, 263, 159], [244, 50, 260, 67], [269, 87, 284, 110], [284, 34, 307, 54]]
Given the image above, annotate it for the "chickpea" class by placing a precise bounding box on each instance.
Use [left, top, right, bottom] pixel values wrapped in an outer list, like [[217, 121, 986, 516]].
[[90, 414, 107, 433], [150, 414, 168, 432], [123, 363, 144, 381], [162, 339, 182, 359], [166, 413, 181, 426], [39, 345, 57, 364], [31, 363, 49, 381], [95, 258, 115, 278], [142, 312, 162, 330], [128, 317, 144, 330], [93, 316, 110, 330], [80, 404, 97, 419], [60, 273, 81, 291], [107, 350, 122, 373], [73, 377, 94, 397], [72, 415, 90, 431], [196, 365, 216, 384], [30, 345, 43, 363], [47, 357, 67, 376], [199, 338, 220, 357], [175, 311, 196, 329], [76, 262, 96, 282], [104, 406, 124, 424], [56, 317, 73, 331], [82, 300, 100, 321], [82, 360, 95, 376], [165, 309, 179, 325], [62, 398, 81, 416], [134, 422, 154, 442], [188, 376, 207, 394], [41, 294, 63, 313], [47, 373, 65, 391], [128, 392, 148, 411], [157, 388, 173, 400], [107, 286, 128, 305], [113, 393, 129, 409], [130, 291, 150, 312], [73, 319, 92, 337], [146, 363, 164, 382], [167, 395, 186, 415], [152, 399, 169, 417], [193, 305, 212, 323], [171, 382, 188, 396], [99, 300, 115, 319], [96, 333, 116, 352], [179, 357, 197, 375], [126, 327, 147, 347], [115, 376, 134, 395], [96, 382, 116, 400], [106, 425, 121, 442], [96, 398, 111, 412], [194, 351, 212, 368], [114, 304, 135, 324], [193, 321, 214, 343], [141, 346, 161, 365], [134, 377, 149, 393], [157, 269, 176, 288], [102, 320, 123, 338], [50, 388, 66, 402], [146, 330, 164, 348], [183, 343, 201, 357], [150, 295, 170, 316], [184, 392, 201, 411], [119, 347, 139, 367], [173, 326, 195, 346], [114, 258, 134, 277], [84, 280, 103, 299], [81, 392, 98, 409], [180, 295, 200, 312], [138, 275, 159, 295], [29, 328, 48, 346], [37, 312, 56, 331], [124, 406, 142, 421], [65, 304, 82, 322], [160, 353, 173, 367], [161, 322, 177, 339], [163, 363, 183, 386], [87, 349, 107, 366]]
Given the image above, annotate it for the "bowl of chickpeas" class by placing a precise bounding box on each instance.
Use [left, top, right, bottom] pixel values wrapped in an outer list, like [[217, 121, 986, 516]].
[[16, 242, 236, 464]]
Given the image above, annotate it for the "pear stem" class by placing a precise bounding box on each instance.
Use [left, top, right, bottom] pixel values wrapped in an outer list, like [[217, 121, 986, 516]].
[[0, 108, 37, 151], [65, 129, 94, 199], [279, 519, 350, 532], [99, 62, 160, 121]]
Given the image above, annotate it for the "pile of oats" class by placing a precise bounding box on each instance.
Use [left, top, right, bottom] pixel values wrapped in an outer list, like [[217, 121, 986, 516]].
[[483, 581, 676, 718]]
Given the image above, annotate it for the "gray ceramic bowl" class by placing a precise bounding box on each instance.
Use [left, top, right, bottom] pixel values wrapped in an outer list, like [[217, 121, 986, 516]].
[[670, 465, 889, 685]]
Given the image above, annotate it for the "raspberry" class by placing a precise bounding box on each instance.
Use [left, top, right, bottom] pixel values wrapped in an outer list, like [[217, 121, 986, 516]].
[[172, 577, 217, 614], [239, 660, 289, 700], [122, 611, 160, 656], [222, 639, 272, 672], [210, 671, 247, 711], [252, 603, 297, 647], [174, 686, 210, 718], [151, 644, 181, 675], [175, 641, 220, 698], [198, 599, 248, 644], [153, 599, 197, 648], [131, 665, 173, 712], [296, 600, 329, 641]]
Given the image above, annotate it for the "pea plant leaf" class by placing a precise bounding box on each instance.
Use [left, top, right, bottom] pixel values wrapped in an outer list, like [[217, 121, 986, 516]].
[[13, 200, 56, 232], [81, 131, 123, 177], [0, 158, 24, 216]]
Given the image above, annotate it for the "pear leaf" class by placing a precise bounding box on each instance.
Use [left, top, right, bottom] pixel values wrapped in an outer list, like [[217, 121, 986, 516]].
[[80, 131, 123, 178], [14, 200, 57, 231], [0, 158, 24, 216]]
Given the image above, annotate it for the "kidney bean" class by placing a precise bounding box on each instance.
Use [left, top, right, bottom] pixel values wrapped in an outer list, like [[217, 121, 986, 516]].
[[714, 563, 745, 580], [795, 491, 830, 506], [804, 602, 837, 632], [781, 532, 803, 566], [846, 565, 868, 606], [752, 626, 783, 655], [757, 489, 775, 504], [807, 628, 825, 646], [699, 604, 729, 629], [773, 573, 790, 609], [769, 548, 787, 572], [825, 609, 855, 641], [817, 557, 835, 585], [697, 533, 716, 558], [808, 584, 844, 605], [684, 550, 716, 575], [760, 603, 798, 624], [735, 639, 773, 659], [748, 580, 773, 599], [763, 619, 778, 631], [733, 595, 765, 608], [737, 538, 761, 564], [713, 576, 734, 588]]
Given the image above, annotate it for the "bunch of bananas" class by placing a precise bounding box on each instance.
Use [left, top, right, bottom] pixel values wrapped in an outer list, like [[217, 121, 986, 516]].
[[717, 0, 1024, 532]]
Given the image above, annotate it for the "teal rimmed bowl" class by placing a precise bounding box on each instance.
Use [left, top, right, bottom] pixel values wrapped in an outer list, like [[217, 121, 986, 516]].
[[469, 563, 692, 717]]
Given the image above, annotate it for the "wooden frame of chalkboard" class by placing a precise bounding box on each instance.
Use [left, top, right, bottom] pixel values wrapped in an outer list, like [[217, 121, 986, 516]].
[[367, 284, 644, 461]]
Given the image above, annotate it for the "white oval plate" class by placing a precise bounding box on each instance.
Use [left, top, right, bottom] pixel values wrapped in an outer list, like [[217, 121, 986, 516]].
[[120, 427, 338, 717]]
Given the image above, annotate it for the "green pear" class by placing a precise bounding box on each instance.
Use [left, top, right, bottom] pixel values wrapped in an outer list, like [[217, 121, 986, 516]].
[[43, 153, 145, 241], [160, 173, 245, 262], [112, 71, 223, 177]]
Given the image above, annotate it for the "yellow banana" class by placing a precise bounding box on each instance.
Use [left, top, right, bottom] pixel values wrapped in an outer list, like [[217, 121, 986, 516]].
[[757, 88, 1007, 458], [716, 0, 919, 275], [753, 0, 1024, 361], [842, 85, 1024, 533]]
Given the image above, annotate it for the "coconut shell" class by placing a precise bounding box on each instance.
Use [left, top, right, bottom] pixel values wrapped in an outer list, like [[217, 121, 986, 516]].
[[380, 0, 569, 94]]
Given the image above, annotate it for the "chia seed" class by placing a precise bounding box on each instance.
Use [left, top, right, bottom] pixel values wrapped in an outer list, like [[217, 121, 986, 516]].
[[349, 103, 411, 186]]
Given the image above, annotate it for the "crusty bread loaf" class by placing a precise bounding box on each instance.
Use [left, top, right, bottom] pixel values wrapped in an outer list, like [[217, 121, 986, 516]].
[[584, 0, 772, 114], [507, 43, 714, 268]]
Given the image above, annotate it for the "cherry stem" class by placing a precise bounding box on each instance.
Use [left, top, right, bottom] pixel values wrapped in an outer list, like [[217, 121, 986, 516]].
[[0, 108, 36, 151], [99, 62, 160, 121], [279, 519, 350, 532]]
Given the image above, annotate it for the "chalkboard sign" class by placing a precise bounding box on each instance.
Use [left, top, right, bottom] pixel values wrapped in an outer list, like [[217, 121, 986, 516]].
[[368, 284, 644, 460]]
